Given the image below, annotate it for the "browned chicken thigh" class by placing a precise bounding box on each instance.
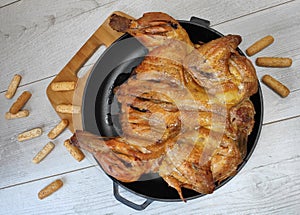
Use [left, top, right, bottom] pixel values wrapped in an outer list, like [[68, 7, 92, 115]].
[[72, 12, 258, 201]]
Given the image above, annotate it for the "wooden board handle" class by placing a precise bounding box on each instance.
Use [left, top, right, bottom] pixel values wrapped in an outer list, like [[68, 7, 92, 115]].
[[46, 11, 134, 132], [62, 11, 133, 77]]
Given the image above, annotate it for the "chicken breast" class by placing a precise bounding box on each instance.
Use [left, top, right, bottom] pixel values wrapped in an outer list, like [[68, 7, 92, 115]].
[[73, 12, 258, 201]]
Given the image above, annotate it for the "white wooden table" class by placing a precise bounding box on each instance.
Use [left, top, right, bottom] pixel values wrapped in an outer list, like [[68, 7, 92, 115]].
[[1, 0, 300, 214]]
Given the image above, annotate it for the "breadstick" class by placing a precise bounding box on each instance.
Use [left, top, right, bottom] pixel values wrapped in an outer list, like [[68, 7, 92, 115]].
[[246, 35, 274, 56], [38, 179, 63, 200], [9, 91, 32, 114], [18, 127, 43, 142], [256, 57, 292, 67], [5, 74, 22, 99], [5, 110, 29, 120], [32, 142, 55, 164], [262, 75, 290, 98], [56, 104, 81, 114], [50, 81, 76, 91], [48, 119, 69, 139], [64, 139, 85, 162]]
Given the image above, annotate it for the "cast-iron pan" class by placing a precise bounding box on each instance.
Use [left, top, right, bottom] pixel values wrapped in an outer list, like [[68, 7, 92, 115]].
[[82, 17, 263, 210]]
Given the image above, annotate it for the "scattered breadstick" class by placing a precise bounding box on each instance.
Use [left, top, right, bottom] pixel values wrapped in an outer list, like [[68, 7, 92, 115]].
[[38, 179, 63, 200], [256, 57, 292, 68], [56, 104, 81, 114], [50, 81, 76, 91], [64, 139, 85, 162], [32, 142, 55, 164], [246, 35, 274, 56], [48, 119, 69, 139], [5, 110, 29, 120], [262, 75, 290, 98], [5, 74, 22, 99], [9, 91, 32, 114], [17, 127, 43, 142]]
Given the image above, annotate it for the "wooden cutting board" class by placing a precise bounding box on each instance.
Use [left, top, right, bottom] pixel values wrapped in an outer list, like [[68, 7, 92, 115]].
[[46, 11, 133, 132]]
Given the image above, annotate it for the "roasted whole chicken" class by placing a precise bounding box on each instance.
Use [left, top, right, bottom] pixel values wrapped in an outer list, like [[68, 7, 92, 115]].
[[71, 12, 258, 201]]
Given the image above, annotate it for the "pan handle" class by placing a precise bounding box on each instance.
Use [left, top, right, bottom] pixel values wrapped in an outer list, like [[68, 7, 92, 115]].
[[113, 182, 153, 210], [190, 17, 210, 27]]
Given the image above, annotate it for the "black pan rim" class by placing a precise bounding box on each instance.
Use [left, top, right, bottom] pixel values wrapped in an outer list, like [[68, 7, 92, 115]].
[[81, 19, 264, 202], [110, 85, 263, 203]]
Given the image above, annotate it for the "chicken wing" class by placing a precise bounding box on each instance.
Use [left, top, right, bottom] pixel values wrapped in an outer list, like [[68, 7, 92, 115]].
[[73, 12, 258, 201], [109, 12, 194, 50], [71, 131, 162, 182], [184, 35, 258, 106]]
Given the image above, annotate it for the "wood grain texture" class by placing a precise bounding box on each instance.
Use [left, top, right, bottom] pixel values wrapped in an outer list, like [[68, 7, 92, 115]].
[[46, 11, 132, 132], [0, 0, 300, 214], [0, 1, 299, 190], [0, 0, 290, 92], [214, 0, 300, 124], [0, 118, 299, 214], [0, 78, 96, 189], [0, 0, 20, 8]]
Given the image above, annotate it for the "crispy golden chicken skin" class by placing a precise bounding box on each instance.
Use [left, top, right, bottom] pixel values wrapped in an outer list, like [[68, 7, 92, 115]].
[[184, 35, 258, 106], [73, 12, 258, 201], [109, 12, 194, 50]]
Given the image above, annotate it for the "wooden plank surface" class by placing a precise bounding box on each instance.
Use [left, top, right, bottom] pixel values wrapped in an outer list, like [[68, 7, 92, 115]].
[[214, 0, 300, 124], [45, 11, 133, 132], [0, 78, 97, 189], [1, 117, 299, 214], [0, 0, 19, 8], [0, 0, 300, 214], [0, 0, 290, 92]]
